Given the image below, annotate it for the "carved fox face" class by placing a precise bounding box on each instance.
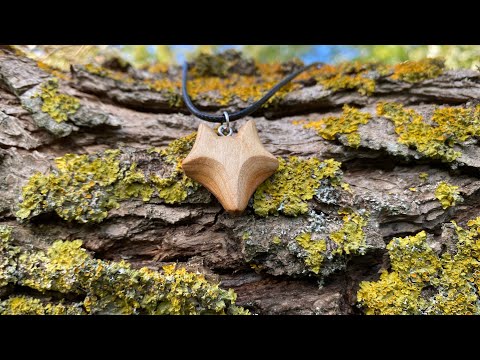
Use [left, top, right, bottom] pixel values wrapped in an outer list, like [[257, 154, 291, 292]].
[[182, 120, 279, 215]]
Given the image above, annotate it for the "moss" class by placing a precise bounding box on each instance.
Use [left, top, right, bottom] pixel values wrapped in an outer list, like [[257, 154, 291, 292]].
[[357, 218, 480, 314], [391, 58, 444, 83], [435, 181, 462, 209], [33, 78, 80, 123], [0, 296, 85, 315], [295, 105, 371, 148], [190, 52, 230, 78], [0, 226, 248, 315], [17, 133, 202, 223], [377, 102, 480, 162], [295, 233, 327, 274], [253, 157, 343, 217]]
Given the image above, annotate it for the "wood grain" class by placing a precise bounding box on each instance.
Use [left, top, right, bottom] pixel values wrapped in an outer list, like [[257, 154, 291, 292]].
[[182, 120, 279, 215]]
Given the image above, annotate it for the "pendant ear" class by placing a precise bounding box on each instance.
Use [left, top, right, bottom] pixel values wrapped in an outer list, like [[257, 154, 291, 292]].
[[237, 120, 259, 141], [196, 123, 218, 142]]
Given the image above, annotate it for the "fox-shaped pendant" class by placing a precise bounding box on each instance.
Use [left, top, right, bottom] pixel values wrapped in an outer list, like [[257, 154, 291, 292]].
[[182, 120, 279, 215]]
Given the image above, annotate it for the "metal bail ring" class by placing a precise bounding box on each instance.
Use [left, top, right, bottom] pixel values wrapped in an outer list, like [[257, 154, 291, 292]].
[[218, 111, 233, 136]]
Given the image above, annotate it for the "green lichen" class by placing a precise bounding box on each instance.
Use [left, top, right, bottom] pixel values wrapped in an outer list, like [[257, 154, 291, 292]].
[[295, 210, 368, 274], [34, 78, 80, 123], [357, 218, 480, 314], [0, 296, 85, 315], [377, 102, 480, 162], [295, 105, 371, 148], [0, 226, 248, 315], [435, 181, 462, 209], [253, 157, 343, 217], [391, 58, 444, 83], [295, 233, 326, 274], [17, 133, 201, 223]]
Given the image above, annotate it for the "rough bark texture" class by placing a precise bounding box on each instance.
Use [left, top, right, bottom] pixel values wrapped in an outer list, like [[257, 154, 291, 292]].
[[1, 50, 480, 315]]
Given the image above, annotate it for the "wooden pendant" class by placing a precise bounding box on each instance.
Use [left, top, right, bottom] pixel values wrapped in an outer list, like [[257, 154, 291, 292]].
[[182, 120, 279, 215]]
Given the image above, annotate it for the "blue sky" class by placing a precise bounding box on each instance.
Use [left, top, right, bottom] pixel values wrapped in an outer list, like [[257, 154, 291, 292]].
[[165, 45, 358, 63]]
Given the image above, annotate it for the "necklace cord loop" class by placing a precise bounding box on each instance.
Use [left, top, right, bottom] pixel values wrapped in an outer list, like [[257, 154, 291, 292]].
[[218, 111, 233, 136], [182, 60, 323, 123]]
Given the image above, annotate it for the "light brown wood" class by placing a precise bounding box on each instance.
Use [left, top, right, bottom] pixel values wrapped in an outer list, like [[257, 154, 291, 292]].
[[182, 120, 279, 215]]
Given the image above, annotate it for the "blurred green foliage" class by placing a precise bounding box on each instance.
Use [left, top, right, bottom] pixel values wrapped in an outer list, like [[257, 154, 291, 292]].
[[352, 45, 480, 70], [12, 45, 480, 71]]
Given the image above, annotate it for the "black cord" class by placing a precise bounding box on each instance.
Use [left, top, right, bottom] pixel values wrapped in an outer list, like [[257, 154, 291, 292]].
[[182, 61, 322, 123]]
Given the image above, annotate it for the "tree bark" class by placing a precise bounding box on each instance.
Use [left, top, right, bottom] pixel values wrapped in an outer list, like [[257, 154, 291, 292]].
[[1, 50, 480, 315]]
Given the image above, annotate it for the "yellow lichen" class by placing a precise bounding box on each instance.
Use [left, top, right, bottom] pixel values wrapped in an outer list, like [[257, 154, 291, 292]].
[[0, 296, 84, 315], [295, 233, 326, 274], [0, 225, 19, 287], [147, 63, 170, 74], [409, 187, 417, 192], [312, 61, 379, 95], [16, 150, 122, 223], [296, 105, 371, 148], [295, 210, 368, 274], [272, 236, 281, 245], [114, 163, 154, 202], [391, 58, 444, 83], [340, 182, 351, 192], [17, 133, 202, 223], [37, 61, 70, 80], [435, 181, 462, 209], [358, 219, 480, 315], [253, 157, 343, 217], [34, 78, 80, 123], [419, 172, 429, 182], [377, 102, 480, 162], [0, 226, 248, 315], [85, 56, 296, 109], [83, 54, 447, 112], [330, 209, 368, 256], [150, 132, 200, 203]]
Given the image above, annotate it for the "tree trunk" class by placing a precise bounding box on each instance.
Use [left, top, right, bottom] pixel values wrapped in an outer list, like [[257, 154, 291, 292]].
[[1, 50, 480, 315]]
